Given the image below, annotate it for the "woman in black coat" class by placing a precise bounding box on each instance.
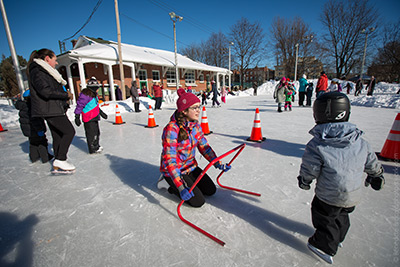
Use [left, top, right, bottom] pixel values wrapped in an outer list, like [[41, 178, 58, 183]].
[[28, 49, 76, 172]]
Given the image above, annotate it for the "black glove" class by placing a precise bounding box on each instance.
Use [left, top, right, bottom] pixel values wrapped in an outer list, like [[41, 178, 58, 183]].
[[75, 114, 81, 127], [297, 176, 311, 190], [100, 109, 108, 119], [365, 175, 385, 191]]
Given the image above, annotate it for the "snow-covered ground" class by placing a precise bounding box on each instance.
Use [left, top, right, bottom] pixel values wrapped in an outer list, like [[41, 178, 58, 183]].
[[0, 80, 399, 266]]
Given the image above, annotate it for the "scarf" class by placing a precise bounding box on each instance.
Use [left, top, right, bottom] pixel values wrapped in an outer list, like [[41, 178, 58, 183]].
[[34, 58, 67, 86]]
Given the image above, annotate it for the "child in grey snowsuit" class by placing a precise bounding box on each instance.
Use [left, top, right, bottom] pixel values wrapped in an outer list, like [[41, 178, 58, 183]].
[[274, 77, 289, 112], [297, 92, 384, 264]]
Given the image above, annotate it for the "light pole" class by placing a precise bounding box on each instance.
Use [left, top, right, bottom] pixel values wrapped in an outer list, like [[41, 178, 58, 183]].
[[228, 41, 234, 90], [169, 12, 183, 90], [294, 35, 313, 81], [294, 43, 299, 81], [359, 27, 375, 84]]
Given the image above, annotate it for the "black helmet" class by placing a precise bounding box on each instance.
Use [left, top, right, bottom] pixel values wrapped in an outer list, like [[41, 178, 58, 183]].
[[313, 92, 350, 124], [87, 77, 100, 92]]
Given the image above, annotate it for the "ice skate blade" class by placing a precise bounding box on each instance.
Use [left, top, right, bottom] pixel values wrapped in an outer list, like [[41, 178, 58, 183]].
[[51, 168, 76, 175], [307, 243, 333, 264]]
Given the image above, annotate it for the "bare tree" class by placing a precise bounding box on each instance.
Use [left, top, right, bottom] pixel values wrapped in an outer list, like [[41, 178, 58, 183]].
[[180, 32, 230, 68], [369, 20, 400, 82], [320, 0, 378, 78], [204, 31, 229, 68], [270, 16, 316, 80], [229, 17, 265, 87], [179, 42, 207, 63]]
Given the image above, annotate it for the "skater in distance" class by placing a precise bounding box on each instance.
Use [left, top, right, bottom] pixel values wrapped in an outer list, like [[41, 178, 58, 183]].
[[297, 91, 384, 264], [27, 49, 76, 173], [159, 88, 231, 207]]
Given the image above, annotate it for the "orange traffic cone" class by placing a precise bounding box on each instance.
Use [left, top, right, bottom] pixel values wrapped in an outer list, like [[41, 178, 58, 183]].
[[200, 106, 213, 135], [145, 105, 158, 128], [113, 104, 126, 125], [247, 108, 266, 143], [377, 113, 400, 161], [0, 122, 7, 132]]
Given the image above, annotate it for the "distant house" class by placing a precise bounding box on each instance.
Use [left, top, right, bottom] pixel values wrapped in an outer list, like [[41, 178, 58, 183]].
[[274, 56, 323, 80], [56, 36, 231, 103], [233, 66, 275, 85]]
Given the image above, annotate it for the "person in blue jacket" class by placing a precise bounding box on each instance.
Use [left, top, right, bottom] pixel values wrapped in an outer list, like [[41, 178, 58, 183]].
[[297, 92, 384, 264], [298, 74, 308, 106], [74, 77, 108, 154]]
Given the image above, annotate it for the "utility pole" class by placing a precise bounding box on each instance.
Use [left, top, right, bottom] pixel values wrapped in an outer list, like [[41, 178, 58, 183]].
[[228, 42, 234, 90], [360, 28, 375, 85], [294, 35, 313, 81], [0, 0, 25, 99], [169, 12, 183, 90], [114, 0, 126, 100], [294, 43, 299, 81]]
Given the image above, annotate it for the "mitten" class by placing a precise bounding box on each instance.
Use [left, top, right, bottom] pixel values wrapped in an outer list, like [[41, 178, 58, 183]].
[[74, 114, 81, 127], [297, 176, 311, 190], [214, 161, 231, 172], [100, 109, 108, 119], [67, 91, 74, 100], [365, 175, 385, 191], [179, 188, 194, 201]]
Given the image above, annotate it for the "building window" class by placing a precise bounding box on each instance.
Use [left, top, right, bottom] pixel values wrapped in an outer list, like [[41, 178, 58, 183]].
[[166, 69, 176, 84], [199, 74, 204, 83], [152, 70, 160, 81], [138, 70, 147, 81], [185, 70, 195, 85]]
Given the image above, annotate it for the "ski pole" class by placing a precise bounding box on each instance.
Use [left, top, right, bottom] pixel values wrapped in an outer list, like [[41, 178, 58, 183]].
[[177, 143, 247, 246]]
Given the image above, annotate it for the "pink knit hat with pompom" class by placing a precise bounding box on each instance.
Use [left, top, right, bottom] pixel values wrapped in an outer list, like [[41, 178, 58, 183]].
[[176, 88, 200, 112]]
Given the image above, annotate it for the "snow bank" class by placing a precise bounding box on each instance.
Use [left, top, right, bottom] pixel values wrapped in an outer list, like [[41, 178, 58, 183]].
[[1, 80, 399, 129]]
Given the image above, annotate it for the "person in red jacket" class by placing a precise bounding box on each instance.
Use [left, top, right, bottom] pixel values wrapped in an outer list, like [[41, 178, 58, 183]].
[[316, 71, 328, 98], [153, 82, 163, 110]]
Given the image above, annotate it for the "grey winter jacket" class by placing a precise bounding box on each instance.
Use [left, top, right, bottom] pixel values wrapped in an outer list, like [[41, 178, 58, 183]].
[[130, 84, 140, 103], [273, 83, 289, 103], [299, 122, 382, 208]]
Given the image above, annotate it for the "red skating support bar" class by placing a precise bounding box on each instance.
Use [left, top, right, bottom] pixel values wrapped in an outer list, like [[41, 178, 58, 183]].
[[177, 143, 259, 246], [216, 144, 261, 197]]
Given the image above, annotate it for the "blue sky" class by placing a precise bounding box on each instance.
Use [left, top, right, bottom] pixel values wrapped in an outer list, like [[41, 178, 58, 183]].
[[1, 0, 399, 68]]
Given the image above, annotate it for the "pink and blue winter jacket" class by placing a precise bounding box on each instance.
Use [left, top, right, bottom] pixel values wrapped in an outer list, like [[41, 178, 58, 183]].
[[74, 93, 100, 122]]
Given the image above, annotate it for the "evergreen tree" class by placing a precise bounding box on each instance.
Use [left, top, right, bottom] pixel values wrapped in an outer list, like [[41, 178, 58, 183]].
[[0, 55, 27, 97]]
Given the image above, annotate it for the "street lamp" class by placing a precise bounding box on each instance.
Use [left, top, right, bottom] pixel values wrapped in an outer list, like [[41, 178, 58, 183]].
[[169, 12, 183, 90], [359, 27, 375, 84], [228, 41, 234, 90], [294, 35, 313, 81], [294, 43, 299, 81]]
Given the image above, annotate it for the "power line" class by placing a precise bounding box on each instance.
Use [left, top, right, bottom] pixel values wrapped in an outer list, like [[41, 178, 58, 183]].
[[147, 0, 217, 35], [62, 0, 103, 42], [121, 13, 190, 47]]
